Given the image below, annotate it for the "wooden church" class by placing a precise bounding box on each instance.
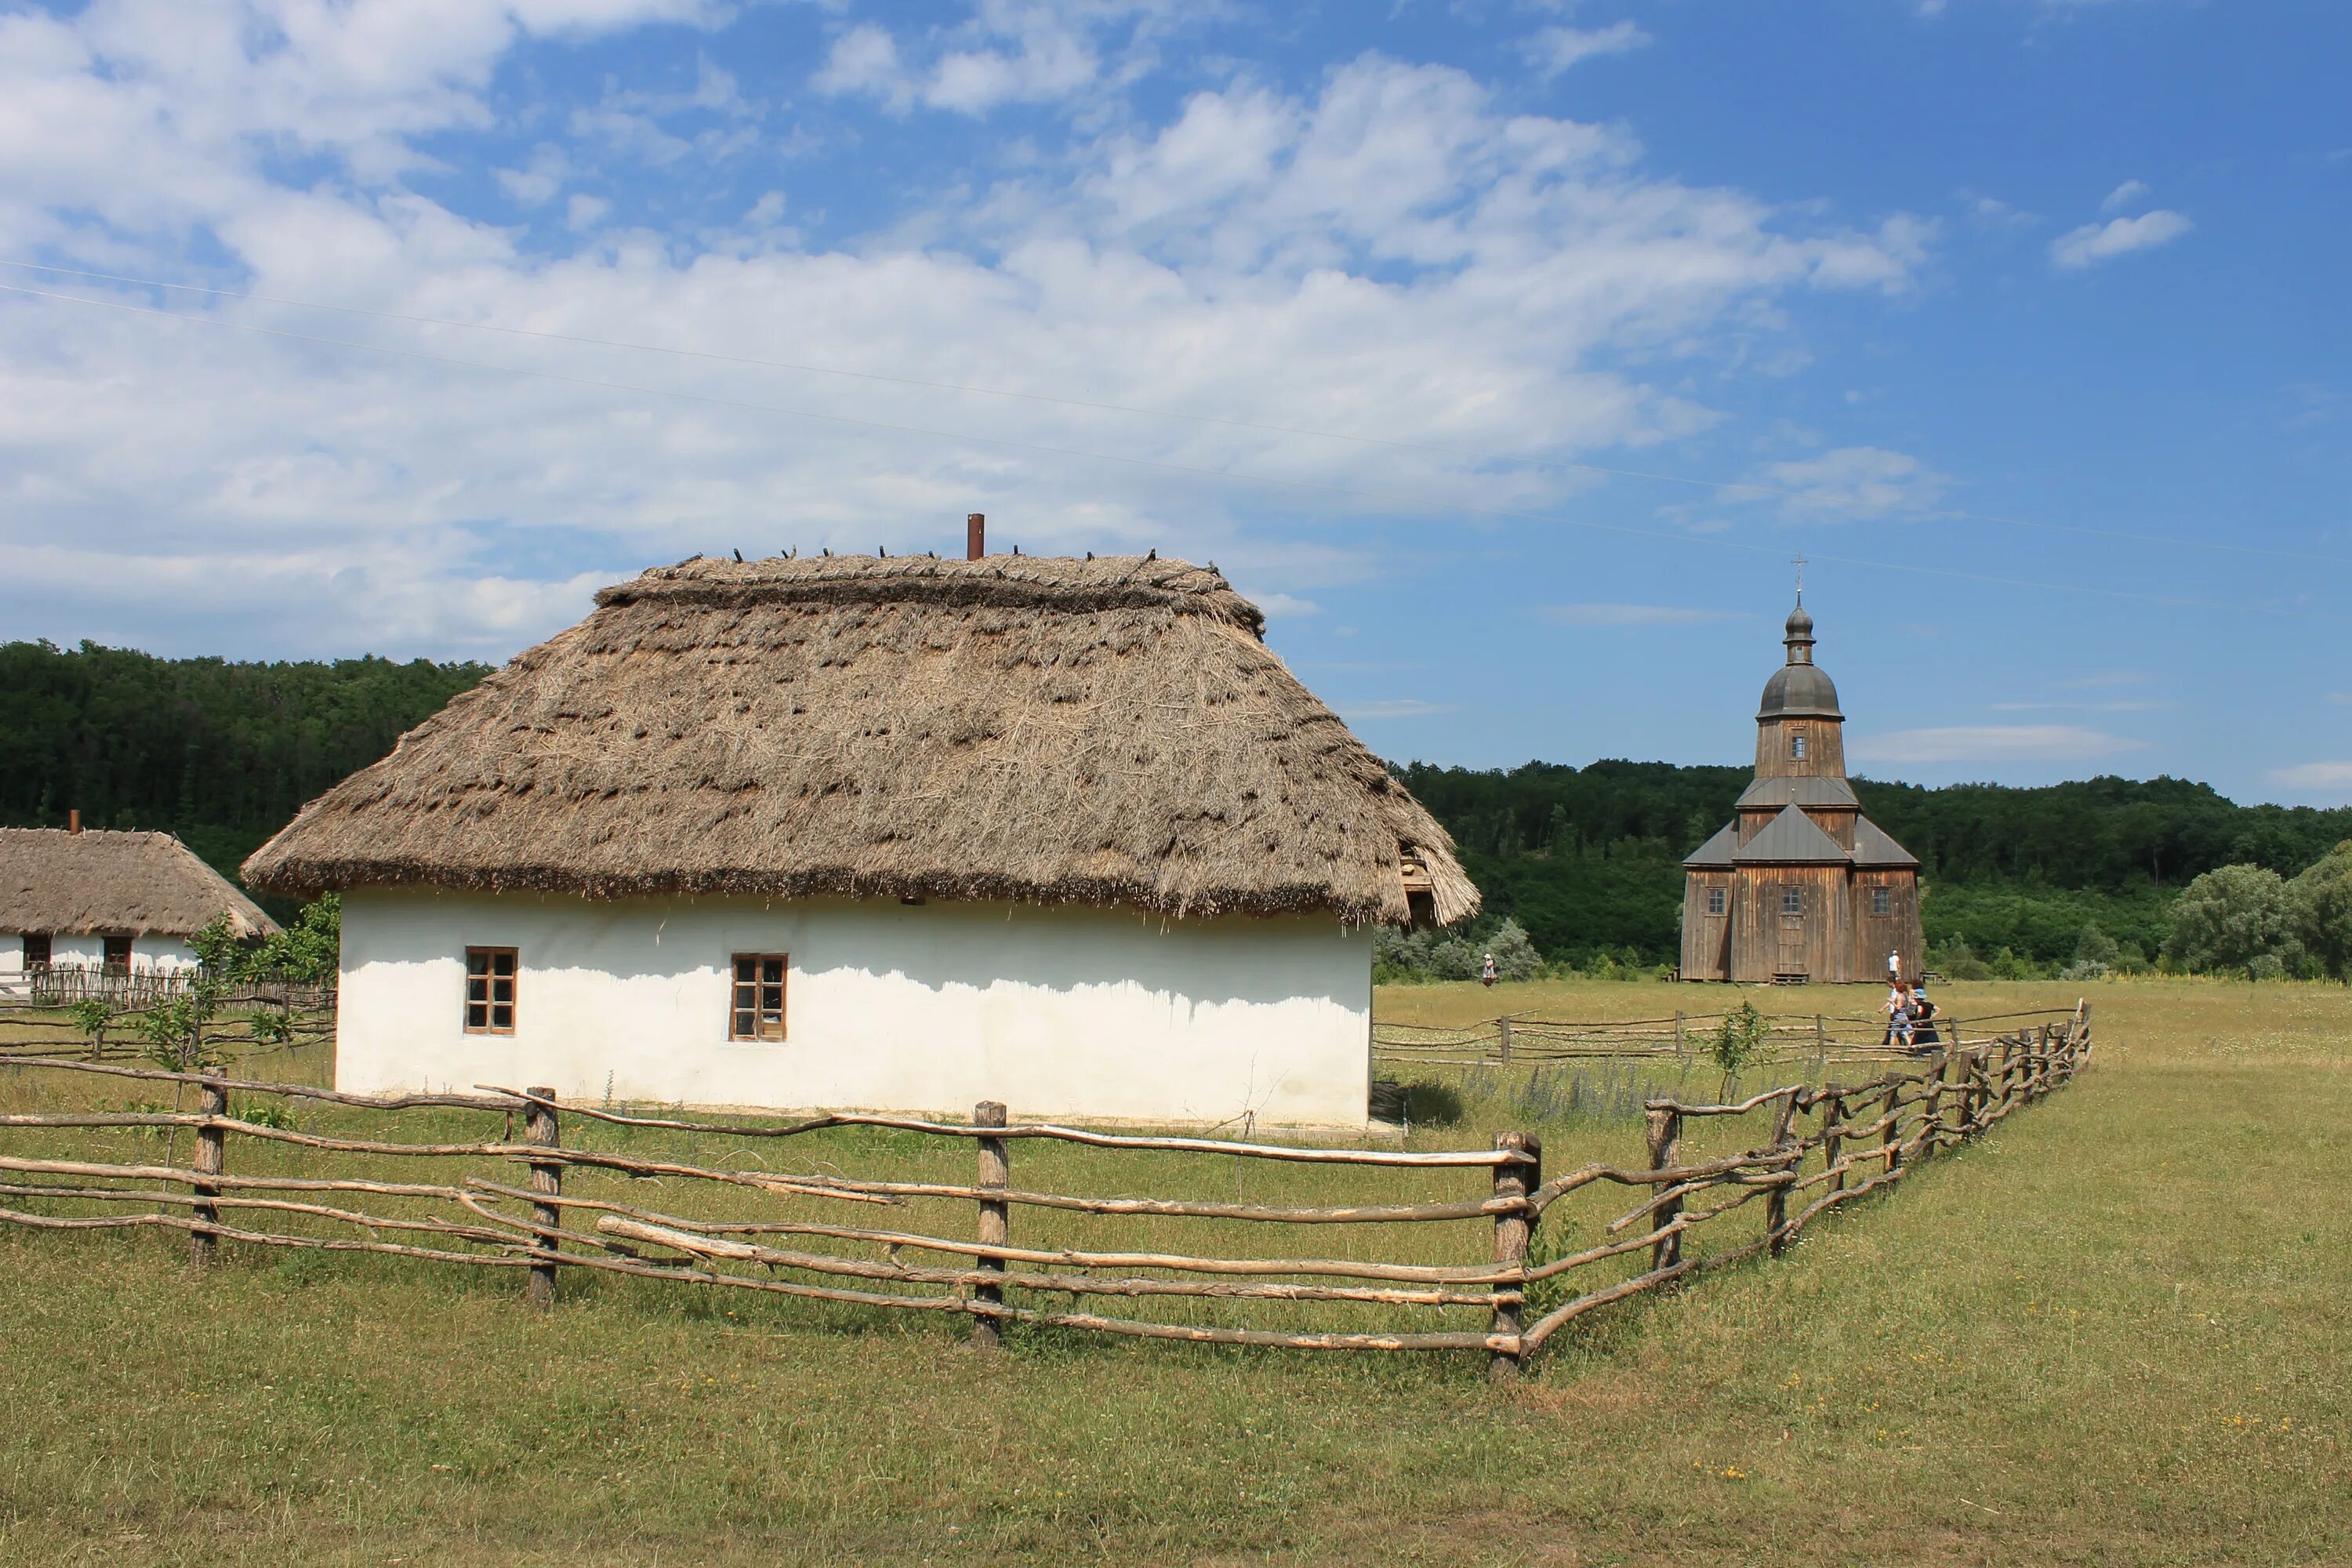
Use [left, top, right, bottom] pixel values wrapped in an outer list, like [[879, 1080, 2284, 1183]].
[[1679, 597, 1925, 984]]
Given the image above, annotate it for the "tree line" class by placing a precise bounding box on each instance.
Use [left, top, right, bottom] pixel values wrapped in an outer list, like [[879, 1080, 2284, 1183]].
[[0, 640, 491, 915], [1392, 759, 2352, 978], [6, 640, 2347, 980]]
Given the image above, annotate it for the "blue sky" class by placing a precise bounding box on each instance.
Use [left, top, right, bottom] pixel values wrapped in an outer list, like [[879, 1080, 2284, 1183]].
[[0, 0, 2346, 804]]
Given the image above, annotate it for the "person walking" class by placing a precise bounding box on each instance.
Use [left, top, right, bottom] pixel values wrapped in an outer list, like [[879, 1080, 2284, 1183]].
[[1480, 952, 1497, 988], [1885, 980, 1915, 1048], [1911, 983, 1940, 1049]]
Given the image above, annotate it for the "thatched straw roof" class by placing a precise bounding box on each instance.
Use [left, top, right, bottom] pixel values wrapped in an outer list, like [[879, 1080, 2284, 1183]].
[[1, 829, 279, 939], [244, 554, 1478, 927]]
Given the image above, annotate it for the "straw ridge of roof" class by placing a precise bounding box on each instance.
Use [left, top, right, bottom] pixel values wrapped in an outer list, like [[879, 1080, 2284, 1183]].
[[244, 554, 1479, 927], [1, 829, 279, 939]]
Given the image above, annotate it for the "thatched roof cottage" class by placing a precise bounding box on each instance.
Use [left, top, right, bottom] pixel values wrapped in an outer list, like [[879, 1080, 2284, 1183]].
[[246, 550, 1475, 1127], [2, 825, 278, 993]]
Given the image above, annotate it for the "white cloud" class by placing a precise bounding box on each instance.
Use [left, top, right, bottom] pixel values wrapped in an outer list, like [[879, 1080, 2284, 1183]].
[[494, 143, 572, 206], [0, 16, 1935, 657], [1532, 603, 1737, 626], [1523, 21, 1652, 78], [2050, 209, 2193, 270], [1247, 590, 1319, 620], [1849, 726, 2150, 764], [1989, 700, 2176, 713], [1336, 699, 1461, 720], [2100, 178, 2151, 213], [2270, 762, 2352, 791], [1751, 446, 1951, 519], [1958, 189, 2036, 230], [812, 2, 1196, 117], [813, 24, 907, 105]]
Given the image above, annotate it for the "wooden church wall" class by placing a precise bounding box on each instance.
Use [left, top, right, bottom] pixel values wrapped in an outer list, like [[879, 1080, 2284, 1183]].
[[1726, 865, 1853, 984]]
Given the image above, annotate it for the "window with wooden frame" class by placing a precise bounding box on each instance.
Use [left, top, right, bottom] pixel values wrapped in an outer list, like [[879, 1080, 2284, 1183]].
[[1871, 886, 1893, 916], [1780, 887, 1804, 916], [730, 954, 788, 1041], [464, 947, 517, 1034], [1705, 887, 1726, 916], [1790, 732, 1807, 760], [21, 934, 51, 969], [102, 934, 132, 974]]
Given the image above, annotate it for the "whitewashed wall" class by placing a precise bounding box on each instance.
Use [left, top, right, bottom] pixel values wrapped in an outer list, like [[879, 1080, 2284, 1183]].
[[336, 890, 1375, 1129], [0, 932, 199, 980]]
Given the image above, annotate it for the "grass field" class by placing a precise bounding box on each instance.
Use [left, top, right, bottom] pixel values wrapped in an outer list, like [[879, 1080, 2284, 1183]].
[[0, 977, 2344, 1566]]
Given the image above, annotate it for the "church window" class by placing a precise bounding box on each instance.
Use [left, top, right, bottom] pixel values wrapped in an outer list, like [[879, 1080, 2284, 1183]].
[[1790, 732, 1807, 760], [1871, 887, 1893, 916], [1706, 887, 1726, 916], [1780, 887, 1803, 916]]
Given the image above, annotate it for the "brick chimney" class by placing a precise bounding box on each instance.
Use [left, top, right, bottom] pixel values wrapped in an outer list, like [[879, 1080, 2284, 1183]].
[[68, 809, 81, 834], [967, 513, 985, 561]]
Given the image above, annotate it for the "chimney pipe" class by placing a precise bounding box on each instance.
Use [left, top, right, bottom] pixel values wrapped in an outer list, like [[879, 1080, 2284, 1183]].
[[68, 809, 81, 835], [967, 513, 985, 561]]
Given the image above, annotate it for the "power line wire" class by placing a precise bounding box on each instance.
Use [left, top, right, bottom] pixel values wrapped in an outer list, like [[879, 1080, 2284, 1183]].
[[0, 278, 2325, 620], [1, 257, 2333, 568]]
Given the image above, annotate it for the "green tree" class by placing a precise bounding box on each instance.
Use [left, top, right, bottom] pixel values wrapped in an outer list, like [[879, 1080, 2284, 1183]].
[[2289, 840, 2352, 980], [2164, 864, 2291, 977]]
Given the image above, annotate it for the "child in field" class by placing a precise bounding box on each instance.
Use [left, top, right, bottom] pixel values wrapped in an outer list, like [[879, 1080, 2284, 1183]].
[[1481, 953, 1497, 988]]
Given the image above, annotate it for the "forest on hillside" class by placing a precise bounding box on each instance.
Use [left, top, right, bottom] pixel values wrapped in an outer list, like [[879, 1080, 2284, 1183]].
[[0, 641, 492, 913], [5, 640, 2346, 969]]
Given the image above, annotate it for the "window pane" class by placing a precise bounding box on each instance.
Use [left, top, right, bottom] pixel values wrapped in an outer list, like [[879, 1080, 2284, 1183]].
[[466, 1003, 488, 1029], [493, 953, 515, 978], [735, 956, 756, 983], [468, 952, 489, 977]]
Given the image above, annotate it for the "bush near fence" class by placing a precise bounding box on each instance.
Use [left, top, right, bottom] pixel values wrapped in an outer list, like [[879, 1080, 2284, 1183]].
[[0, 1008, 2089, 1377]]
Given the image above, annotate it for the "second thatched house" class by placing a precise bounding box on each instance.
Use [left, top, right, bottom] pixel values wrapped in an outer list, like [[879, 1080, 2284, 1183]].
[[245, 548, 1475, 1127], [2, 823, 278, 996]]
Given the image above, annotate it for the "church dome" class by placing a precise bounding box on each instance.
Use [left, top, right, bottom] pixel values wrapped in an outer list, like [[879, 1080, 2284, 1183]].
[[1759, 662, 1843, 720], [1758, 597, 1842, 719]]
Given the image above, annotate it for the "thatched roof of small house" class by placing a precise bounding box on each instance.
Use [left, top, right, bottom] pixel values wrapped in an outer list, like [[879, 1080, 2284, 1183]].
[[1, 829, 279, 939], [244, 554, 1479, 927]]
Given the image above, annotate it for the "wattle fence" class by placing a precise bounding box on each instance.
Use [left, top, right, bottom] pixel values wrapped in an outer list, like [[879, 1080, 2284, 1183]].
[[1372, 1004, 2054, 1073], [0, 1007, 2090, 1377]]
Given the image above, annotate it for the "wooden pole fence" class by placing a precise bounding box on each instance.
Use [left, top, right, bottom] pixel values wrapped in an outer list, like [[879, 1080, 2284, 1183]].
[[0, 1018, 2092, 1370]]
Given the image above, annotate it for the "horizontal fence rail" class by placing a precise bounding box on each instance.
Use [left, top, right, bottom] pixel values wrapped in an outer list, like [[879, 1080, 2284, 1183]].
[[1372, 1005, 2074, 1073], [0, 1005, 2092, 1374]]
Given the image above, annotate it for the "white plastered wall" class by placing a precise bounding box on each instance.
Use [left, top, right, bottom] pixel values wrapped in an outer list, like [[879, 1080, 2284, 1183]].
[[336, 890, 1374, 1129], [0, 932, 198, 979]]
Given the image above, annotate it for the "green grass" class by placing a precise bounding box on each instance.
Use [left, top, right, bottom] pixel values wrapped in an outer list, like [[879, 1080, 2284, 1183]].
[[0, 977, 2345, 1566]]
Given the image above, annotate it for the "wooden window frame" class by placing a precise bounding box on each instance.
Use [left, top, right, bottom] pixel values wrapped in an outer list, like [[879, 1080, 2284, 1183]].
[[1790, 732, 1807, 760], [22, 933, 51, 970], [102, 933, 133, 975], [730, 953, 788, 1042], [1780, 887, 1804, 916], [464, 947, 518, 1035], [1871, 886, 1893, 916], [1705, 887, 1726, 916]]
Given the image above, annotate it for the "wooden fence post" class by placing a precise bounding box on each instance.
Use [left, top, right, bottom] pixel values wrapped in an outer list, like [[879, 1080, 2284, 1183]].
[[1497, 1017, 1513, 1066], [973, 1101, 1009, 1350], [189, 1069, 227, 1268], [525, 1086, 561, 1309], [1489, 1131, 1538, 1384], [1764, 1091, 1798, 1256], [1674, 1010, 1686, 1062], [1814, 1013, 1826, 1062], [1879, 1076, 1904, 1175], [1644, 1107, 1682, 1272], [1820, 1084, 1846, 1196]]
